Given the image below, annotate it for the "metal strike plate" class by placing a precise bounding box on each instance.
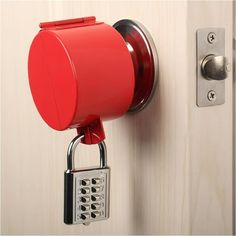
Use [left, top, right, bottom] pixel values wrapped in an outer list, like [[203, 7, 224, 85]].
[[196, 28, 225, 107]]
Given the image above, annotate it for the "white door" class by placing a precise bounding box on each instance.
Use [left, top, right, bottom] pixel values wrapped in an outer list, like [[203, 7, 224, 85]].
[[1, 1, 234, 234]]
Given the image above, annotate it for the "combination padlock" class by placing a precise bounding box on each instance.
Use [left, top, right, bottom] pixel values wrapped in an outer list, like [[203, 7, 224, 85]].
[[64, 135, 110, 225]]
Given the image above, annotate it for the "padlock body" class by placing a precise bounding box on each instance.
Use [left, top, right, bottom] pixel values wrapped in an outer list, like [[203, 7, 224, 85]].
[[64, 167, 110, 225]]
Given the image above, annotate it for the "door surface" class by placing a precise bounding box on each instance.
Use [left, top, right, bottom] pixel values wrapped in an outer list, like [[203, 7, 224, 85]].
[[1, 1, 234, 234]]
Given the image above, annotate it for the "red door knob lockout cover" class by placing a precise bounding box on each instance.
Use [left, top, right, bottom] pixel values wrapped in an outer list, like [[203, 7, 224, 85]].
[[28, 16, 135, 144]]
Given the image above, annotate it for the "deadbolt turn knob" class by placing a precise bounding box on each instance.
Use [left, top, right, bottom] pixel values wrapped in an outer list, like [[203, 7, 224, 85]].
[[201, 55, 229, 80]]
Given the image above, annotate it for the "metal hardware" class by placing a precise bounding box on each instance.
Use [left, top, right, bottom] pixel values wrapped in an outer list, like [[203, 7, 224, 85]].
[[207, 32, 217, 44], [201, 55, 229, 80], [207, 90, 217, 102], [113, 19, 158, 112], [67, 135, 107, 171], [64, 135, 110, 225], [197, 28, 228, 107]]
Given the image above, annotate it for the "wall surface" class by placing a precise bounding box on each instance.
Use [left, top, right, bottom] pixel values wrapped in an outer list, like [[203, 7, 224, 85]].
[[0, 0, 234, 235]]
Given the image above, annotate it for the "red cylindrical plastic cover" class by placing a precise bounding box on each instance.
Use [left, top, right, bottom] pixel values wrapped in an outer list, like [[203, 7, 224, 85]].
[[28, 17, 134, 131]]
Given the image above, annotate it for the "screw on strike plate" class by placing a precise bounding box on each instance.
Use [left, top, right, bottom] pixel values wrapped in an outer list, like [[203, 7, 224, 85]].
[[207, 32, 216, 44], [207, 90, 216, 102]]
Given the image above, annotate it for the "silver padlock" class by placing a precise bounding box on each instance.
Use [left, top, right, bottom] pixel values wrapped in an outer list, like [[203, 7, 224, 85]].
[[64, 135, 110, 225]]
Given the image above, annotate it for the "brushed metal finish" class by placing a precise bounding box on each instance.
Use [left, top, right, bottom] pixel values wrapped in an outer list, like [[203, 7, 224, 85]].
[[201, 55, 229, 80], [196, 28, 226, 107]]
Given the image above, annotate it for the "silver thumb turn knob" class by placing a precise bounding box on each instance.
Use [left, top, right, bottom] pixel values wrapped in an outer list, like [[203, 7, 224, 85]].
[[201, 55, 230, 80]]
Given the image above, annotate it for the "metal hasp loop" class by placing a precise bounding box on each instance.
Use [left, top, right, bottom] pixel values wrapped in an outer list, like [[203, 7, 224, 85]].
[[67, 134, 107, 171]]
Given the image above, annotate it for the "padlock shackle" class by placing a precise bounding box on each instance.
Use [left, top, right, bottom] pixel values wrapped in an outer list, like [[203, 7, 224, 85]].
[[98, 141, 107, 168], [67, 134, 107, 171], [67, 135, 84, 171]]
